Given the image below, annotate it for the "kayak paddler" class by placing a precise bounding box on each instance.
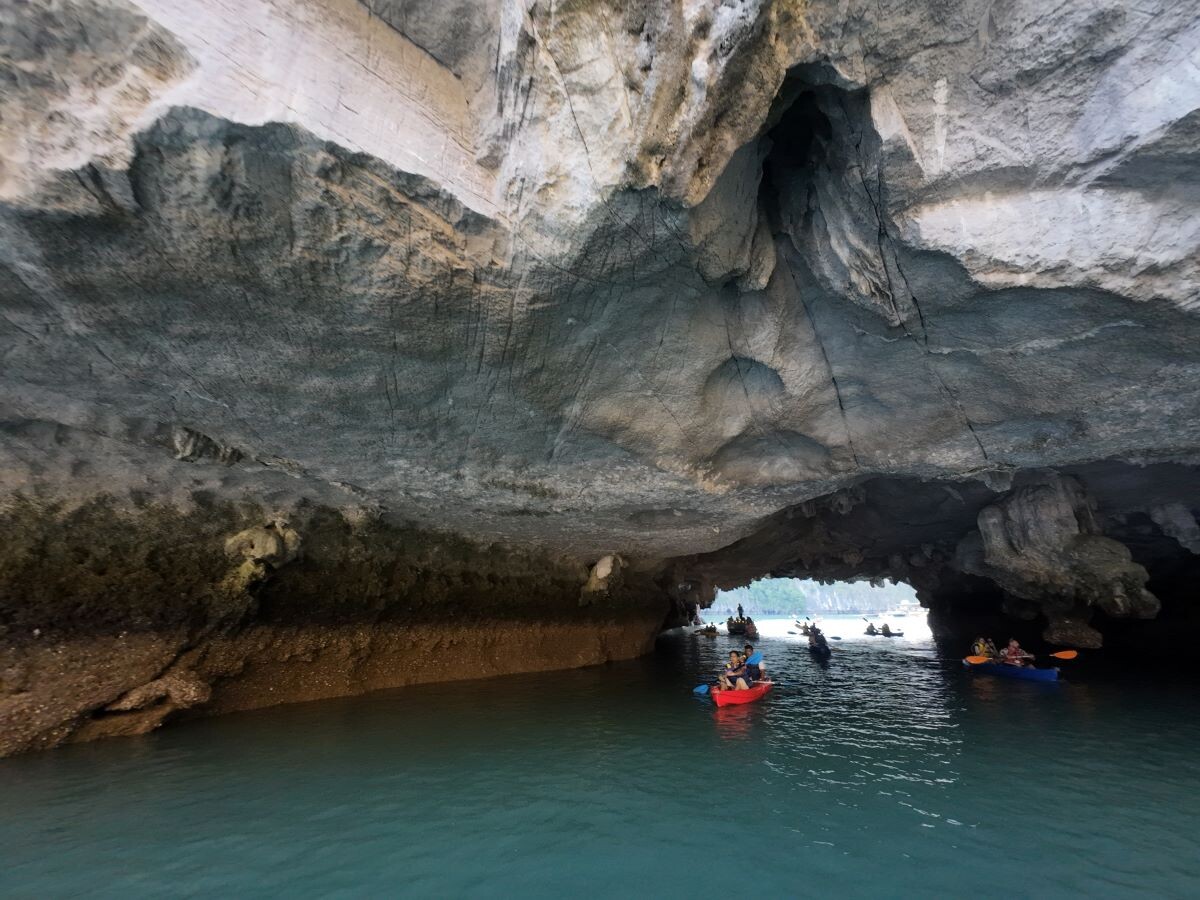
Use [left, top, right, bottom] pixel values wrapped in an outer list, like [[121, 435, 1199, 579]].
[[743, 644, 763, 683], [971, 636, 999, 659], [1000, 638, 1034, 667], [809, 627, 829, 653], [865, 622, 877, 635]]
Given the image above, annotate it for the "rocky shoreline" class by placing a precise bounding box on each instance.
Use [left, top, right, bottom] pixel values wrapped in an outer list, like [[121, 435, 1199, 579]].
[[0, 495, 668, 756]]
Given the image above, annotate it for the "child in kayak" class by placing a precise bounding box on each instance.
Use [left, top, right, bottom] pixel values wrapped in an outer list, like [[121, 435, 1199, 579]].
[[718, 651, 751, 690], [1000, 638, 1034, 667]]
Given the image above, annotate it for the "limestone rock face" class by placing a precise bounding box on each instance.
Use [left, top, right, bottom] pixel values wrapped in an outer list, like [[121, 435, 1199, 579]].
[[957, 475, 1159, 647], [1149, 503, 1200, 555], [0, 498, 668, 756], [3, 0, 1200, 750]]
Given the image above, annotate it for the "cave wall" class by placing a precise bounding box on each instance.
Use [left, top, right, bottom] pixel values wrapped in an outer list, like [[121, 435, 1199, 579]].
[[0, 485, 667, 756]]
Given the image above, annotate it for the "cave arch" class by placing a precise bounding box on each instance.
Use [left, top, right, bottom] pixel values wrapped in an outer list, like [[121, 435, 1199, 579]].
[[668, 464, 1200, 658]]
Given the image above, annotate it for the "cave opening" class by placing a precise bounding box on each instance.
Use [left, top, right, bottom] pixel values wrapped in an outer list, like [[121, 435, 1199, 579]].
[[669, 465, 1200, 664], [713, 576, 917, 621], [754, 63, 871, 262], [759, 69, 835, 234]]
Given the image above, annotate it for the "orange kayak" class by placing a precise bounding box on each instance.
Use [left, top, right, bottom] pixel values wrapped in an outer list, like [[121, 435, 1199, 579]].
[[712, 681, 773, 707]]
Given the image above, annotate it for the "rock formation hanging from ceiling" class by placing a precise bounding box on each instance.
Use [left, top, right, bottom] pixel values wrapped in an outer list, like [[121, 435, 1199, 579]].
[[2, 0, 1199, 752]]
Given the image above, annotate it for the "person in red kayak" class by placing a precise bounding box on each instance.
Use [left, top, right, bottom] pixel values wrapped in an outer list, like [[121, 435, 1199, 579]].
[[1000, 638, 1034, 667], [743, 644, 764, 682], [718, 650, 751, 690]]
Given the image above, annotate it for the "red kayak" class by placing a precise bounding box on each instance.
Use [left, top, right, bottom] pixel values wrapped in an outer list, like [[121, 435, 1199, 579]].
[[712, 681, 773, 707]]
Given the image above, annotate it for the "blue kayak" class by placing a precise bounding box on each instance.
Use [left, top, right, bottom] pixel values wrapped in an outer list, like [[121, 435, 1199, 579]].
[[963, 659, 1059, 682]]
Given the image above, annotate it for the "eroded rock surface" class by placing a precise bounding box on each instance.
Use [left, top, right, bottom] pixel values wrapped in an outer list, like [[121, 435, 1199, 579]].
[[0, 496, 667, 756], [3, 0, 1200, 751], [958, 475, 1159, 647]]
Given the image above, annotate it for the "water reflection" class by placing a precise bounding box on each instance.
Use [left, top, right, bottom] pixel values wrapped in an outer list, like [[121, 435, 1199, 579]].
[[679, 617, 964, 795], [711, 703, 758, 741]]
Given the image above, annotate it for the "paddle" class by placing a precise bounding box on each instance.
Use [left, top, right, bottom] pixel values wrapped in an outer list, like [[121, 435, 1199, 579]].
[[693, 684, 710, 695], [965, 651, 1078, 665]]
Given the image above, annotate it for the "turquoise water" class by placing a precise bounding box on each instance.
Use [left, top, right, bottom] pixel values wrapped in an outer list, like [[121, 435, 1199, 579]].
[[4, 616, 1200, 898]]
